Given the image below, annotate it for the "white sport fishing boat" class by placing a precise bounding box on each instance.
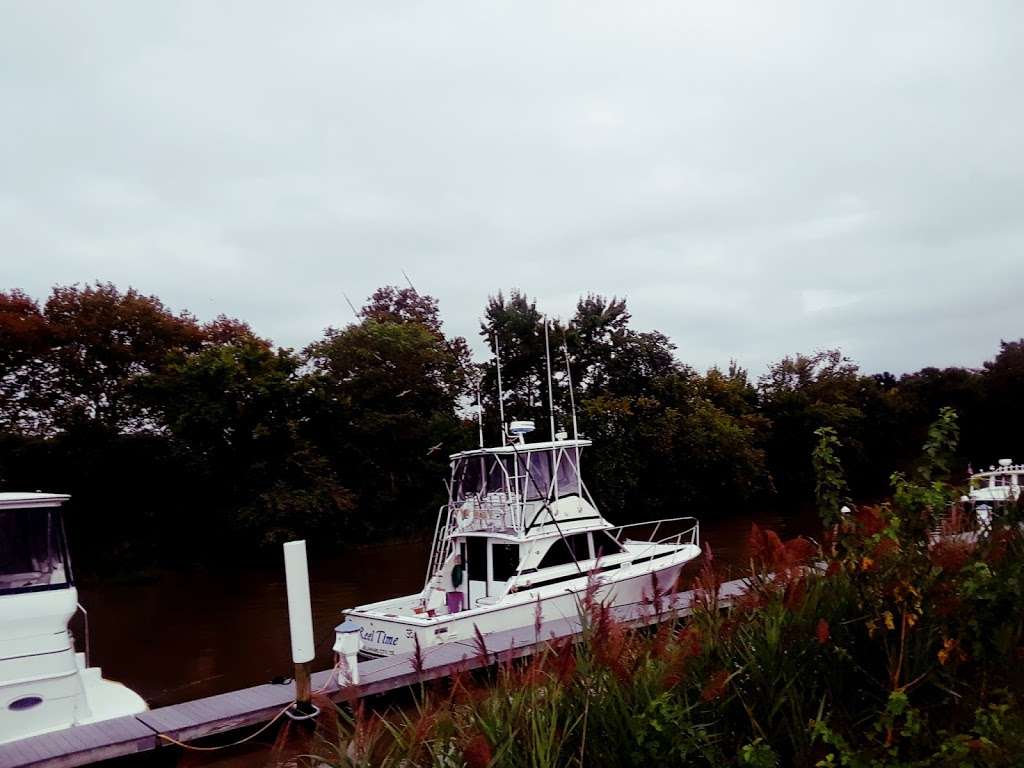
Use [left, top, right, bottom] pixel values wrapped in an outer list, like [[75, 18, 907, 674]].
[[0, 492, 147, 745], [343, 420, 701, 658]]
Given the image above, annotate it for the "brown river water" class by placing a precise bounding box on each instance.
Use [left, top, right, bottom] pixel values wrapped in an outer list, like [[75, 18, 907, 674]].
[[76, 507, 819, 710]]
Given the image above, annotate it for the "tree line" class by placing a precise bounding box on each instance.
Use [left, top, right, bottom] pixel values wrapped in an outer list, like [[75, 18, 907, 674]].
[[0, 282, 1020, 572]]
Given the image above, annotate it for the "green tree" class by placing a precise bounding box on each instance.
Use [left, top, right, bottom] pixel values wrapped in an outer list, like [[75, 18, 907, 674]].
[[0, 289, 51, 433], [759, 350, 872, 501], [40, 282, 207, 432], [138, 337, 353, 549], [305, 291, 470, 538], [478, 290, 550, 439], [980, 339, 1024, 461]]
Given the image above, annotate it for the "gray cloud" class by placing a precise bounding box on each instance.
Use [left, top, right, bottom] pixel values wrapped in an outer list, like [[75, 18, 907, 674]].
[[2, 0, 1022, 375]]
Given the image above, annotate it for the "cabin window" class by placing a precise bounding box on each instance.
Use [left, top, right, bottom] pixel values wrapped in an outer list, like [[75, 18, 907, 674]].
[[538, 539, 573, 569], [593, 530, 623, 557], [0, 508, 70, 594], [491, 543, 520, 582], [568, 533, 591, 561], [538, 533, 591, 569]]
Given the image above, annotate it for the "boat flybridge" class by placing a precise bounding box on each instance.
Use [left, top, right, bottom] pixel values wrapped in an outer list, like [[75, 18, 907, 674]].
[[0, 493, 146, 746], [963, 458, 1022, 526], [343, 421, 701, 659]]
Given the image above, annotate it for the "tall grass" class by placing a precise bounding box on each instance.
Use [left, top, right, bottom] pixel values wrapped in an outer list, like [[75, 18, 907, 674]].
[[314, 413, 1024, 767], [313, 510, 1024, 767]]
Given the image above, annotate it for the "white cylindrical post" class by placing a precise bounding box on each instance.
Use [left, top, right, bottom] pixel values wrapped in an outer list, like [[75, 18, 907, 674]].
[[283, 540, 318, 719], [333, 620, 362, 686], [284, 540, 315, 664]]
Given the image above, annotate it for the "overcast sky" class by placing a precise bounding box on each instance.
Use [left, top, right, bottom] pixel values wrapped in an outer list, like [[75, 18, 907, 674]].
[[2, 1, 1021, 376]]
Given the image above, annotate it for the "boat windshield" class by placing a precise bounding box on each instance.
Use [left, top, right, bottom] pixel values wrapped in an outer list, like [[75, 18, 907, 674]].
[[0, 508, 71, 594], [451, 447, 584, 503]]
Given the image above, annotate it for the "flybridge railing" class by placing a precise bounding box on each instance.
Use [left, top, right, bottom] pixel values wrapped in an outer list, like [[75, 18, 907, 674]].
[[448, 494, 526, 535], [972, 465, 1024, 481], [607, 516, 700, 560]]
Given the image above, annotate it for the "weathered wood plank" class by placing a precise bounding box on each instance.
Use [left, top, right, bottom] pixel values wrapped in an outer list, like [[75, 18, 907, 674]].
[[0, 716, 156, 768], [137, 682, 295, 743]]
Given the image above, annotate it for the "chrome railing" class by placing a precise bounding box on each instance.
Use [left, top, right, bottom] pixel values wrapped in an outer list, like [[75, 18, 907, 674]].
[[607, 516, 700, 559], [74, 602, 91, 668]]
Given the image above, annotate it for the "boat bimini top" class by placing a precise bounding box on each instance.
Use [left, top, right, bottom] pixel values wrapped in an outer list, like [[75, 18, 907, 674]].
[[445, 438, 596, 539]]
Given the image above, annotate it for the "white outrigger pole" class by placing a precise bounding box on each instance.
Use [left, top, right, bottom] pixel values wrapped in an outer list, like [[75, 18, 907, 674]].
[[544, 317, 556, 442], [562, 331, 582, 494], [494, 333, 507, 446]]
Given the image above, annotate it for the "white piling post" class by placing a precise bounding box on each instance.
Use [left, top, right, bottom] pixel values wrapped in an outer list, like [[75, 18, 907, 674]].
[[283, 540, 318, 719], [333, 620, 362, 686]]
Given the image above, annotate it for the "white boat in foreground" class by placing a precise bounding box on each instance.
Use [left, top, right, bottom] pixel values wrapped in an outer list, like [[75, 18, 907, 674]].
[[0, 493, 147, 745], [343, 422, 700, 659]]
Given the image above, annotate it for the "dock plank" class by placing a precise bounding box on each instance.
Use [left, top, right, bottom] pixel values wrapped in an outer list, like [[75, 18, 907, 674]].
[[0, 717, 156, 768], [137, 682, 295, 744]]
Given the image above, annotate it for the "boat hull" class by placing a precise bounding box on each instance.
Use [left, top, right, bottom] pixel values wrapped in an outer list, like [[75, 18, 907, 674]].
[[346, 544, 699, 659], [0, 588, 147, 746]]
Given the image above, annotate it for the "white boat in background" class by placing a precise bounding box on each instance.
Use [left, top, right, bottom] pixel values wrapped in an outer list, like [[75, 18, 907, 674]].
[[968, 459, 1021, 505], [0, 493, 147, 746], [964, 459, 1021, 526], [343, 421, 701, 658]]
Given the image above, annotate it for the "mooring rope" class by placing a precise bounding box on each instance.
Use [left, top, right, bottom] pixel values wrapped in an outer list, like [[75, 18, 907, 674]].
[[155, 659, 354, 753], [156, 703, 292, 751]]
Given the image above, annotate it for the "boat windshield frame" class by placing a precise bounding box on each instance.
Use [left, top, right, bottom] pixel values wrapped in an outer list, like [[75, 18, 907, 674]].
[[0, 506, 74, 596], [448, 440, 594, 521]]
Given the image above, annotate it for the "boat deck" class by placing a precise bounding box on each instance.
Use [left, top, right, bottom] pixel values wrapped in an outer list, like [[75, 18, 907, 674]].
[[0, 577, 748, 768]]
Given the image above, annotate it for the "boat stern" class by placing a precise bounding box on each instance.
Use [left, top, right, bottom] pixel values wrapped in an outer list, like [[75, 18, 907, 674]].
[[343, 612, 420, 658]]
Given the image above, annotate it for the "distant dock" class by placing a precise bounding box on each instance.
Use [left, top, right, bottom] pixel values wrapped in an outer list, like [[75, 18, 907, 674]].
[[0, 577, 745, 768]]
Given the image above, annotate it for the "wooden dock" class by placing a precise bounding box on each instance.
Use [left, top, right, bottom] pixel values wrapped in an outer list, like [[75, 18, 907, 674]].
[[0, 578, 746, 768]]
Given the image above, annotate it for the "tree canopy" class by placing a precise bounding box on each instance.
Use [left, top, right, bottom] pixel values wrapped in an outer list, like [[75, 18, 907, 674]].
[[0, 281, 1019, 572]]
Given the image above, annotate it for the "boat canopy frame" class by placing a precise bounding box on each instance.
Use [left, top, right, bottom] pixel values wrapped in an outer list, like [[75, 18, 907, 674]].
[[424, 440, 597, 587], [448, 439, 596, 529]]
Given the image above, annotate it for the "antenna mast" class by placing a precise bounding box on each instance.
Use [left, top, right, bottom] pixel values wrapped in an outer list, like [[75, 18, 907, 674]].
[[342, 292, 359, 319], [543, 317, 556, 441], [562, 337, 579, 443], [562, 332, 582, 496], [476, 385, 484, 448], [493, 333, 507, 445]]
